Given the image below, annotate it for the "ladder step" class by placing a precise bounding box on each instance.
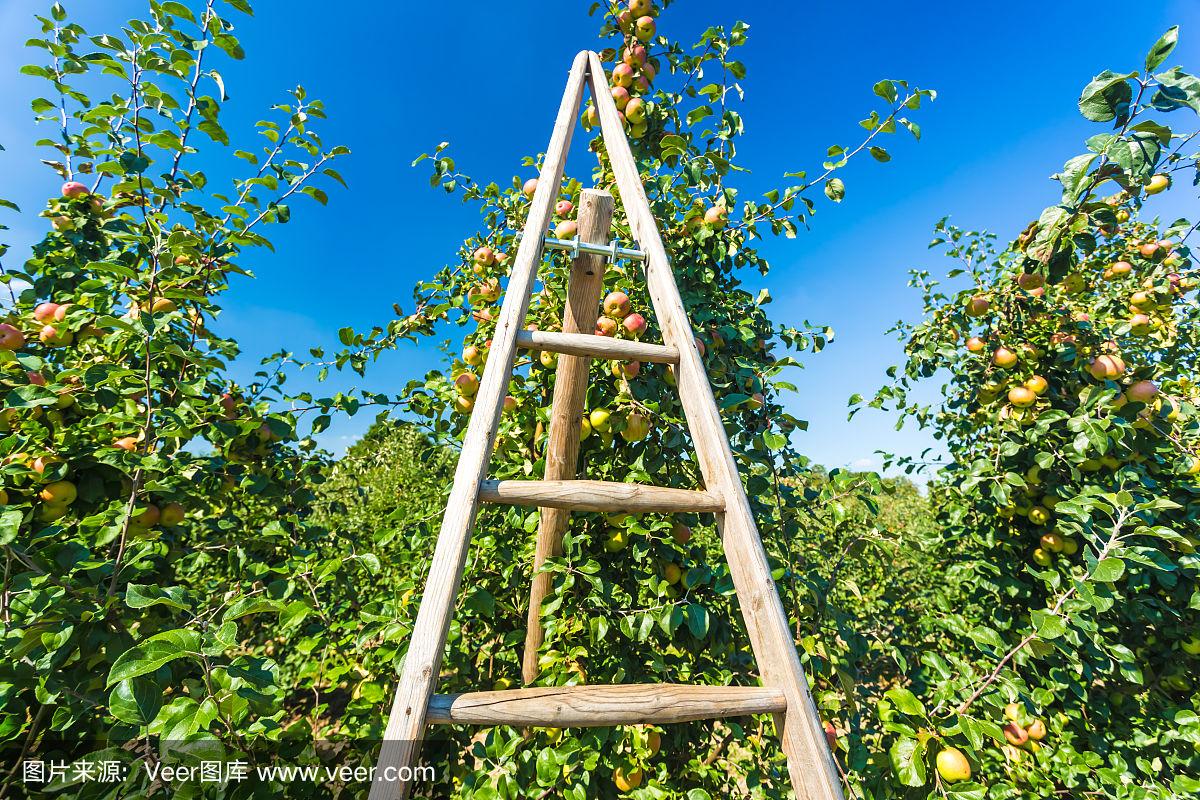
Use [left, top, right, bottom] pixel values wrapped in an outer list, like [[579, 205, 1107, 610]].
[[479, 480, 723, 513], [428, 684, 786, 727], [517, 329, 679, 364]]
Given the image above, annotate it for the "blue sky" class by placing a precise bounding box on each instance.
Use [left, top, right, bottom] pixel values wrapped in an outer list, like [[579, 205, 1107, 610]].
[[1, 1, 1198, 474]]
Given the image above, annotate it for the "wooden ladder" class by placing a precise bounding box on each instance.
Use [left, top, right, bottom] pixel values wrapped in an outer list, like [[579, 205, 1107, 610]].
[[369, 50, 843, 800]]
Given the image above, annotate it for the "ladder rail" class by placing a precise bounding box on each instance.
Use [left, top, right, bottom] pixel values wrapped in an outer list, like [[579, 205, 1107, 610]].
[[584, 51, 845, 800], [369, 50, 591, 800], [480, 479, 723, 513], [428, 684, 786, 727], [516, 328, 679, 364]]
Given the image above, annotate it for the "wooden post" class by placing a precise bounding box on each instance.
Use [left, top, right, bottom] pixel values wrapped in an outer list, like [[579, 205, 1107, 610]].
[[583, 51, 845, 800], [521, 188, 614, 684], [367, 51, 590, 800]]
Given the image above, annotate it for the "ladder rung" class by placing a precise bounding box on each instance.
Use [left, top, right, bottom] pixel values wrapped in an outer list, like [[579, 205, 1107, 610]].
[[427, 684, 786, 727], [479, 480, 723, 513], [517, 329, 679, 364]]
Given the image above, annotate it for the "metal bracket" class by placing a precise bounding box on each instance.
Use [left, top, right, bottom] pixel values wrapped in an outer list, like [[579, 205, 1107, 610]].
[[514, 231, 645, 262]]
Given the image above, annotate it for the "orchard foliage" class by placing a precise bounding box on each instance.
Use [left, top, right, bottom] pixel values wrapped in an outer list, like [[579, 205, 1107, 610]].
[[864, 27, 1200, 798], [0, 0, 376, 796]]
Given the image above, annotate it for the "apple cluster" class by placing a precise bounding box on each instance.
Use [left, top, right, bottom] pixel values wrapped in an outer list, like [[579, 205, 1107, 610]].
[[579, 0, 661, 141], [954, 205, 1199, 567], [0, 182, 297, 539]]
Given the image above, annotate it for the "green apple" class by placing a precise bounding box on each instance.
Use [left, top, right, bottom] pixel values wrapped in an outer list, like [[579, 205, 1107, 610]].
[[589, 408, 612, 434], [935, 747, 971, 783], [603, 528, 629, 552]]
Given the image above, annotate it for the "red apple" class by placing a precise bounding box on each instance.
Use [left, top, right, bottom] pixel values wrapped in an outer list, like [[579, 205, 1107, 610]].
[[61, 181, 87, 198], [625, 98, 646, 124], [1017, 273, 1044, 291], [612, 63, 635, 89], [522, 178, 538, 198], [473, 246, 495, 268], [556, 200, 574, 216], [38, 325, 73, 347], [26, 371, 46, 386], [622, 312, 648, 338], [455, 372, 480, 397], [604, 291, 632, 318], [965, 295, 990, 317], [622, 44, 647, 68], [595, 316, 619, 337], [503, 395, 518, 414], [1124, 380, 1159, 404], [634, 15, 656, 41], [613, 360, 641, 379], [481, 278, 502, 303], [823, 721, 838, 750], [704, 205, 728, 228], [33, 303, 60, 322], [555, 220, 578, 239], [628, 0, 653, 16], [611, 86, 631, 111], [1002, 722, 1029, 747], [1088, 354, 1126, 380], [0, 323, 25, 350]]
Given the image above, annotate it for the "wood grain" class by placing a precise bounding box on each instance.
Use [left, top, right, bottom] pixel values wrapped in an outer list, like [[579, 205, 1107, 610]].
[[517, 329, 679, 364], [368, 51, 590, 800], [481, 479, 723, 513], [428, 684, 787, 727], [522, 188, 614, 684], [585, 50, 845, 800]]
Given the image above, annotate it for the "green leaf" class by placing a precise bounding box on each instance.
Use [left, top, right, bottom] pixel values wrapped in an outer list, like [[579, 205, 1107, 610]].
[[762, 431, 788, 451], [107, 629, 199, 686], [125, 584, 190, 613], [1078, 70, 1136, 122], [888, 735, 927, 787], [1146, 26, 1179, 72], [1055, 153, 1097, 202], [685, 603, 709, 639], [824, 177, 845, 202], [885, 687, 926, 717], [213, 33, 245, 60], [108, 678, 163, 726], [1093, 557, 1125, 583], [1152, 67, 1200, 114], [223, 596, 280, 621], [1031, 610, 1067, 640], [0, 508, 21, 546]]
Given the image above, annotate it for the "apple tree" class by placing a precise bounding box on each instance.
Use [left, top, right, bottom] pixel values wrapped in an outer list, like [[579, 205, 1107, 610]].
[[863, 27, 1200, 797], [0, 1, 373, 796]]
